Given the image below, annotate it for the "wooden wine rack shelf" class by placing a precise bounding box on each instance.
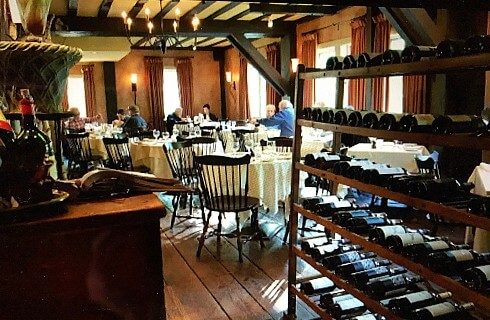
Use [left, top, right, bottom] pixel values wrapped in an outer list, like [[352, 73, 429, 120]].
[[294, 204, 490, 315], [294, 246, 401, 320], [299, 53, 490, 80], [289, 286, 334, 320], [298, 119, 490, 150], [295, 163, 490, 231]]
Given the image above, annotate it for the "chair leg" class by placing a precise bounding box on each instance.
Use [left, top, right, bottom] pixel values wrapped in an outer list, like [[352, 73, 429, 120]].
[[197, 210, 212, 258], [188, 193, 193, 217], [217, 212, 223, 257], [170, 194, 180, 229], [254, 208, 265, 249], [235, 213, 243, 263], [301, 216, 307, 237], [282, 218, 289, 245], [198, 193, 206, 222]]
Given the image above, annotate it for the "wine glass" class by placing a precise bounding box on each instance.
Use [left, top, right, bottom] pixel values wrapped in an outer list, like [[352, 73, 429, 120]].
[[267, 140, 276, 153], [245, 137, 253, 152], [162, 131, 170, 140], [368, 136, 376, 149], [232, 139, 240, 154], [153, 129, 160, 141], [195, 127, 201, 137]]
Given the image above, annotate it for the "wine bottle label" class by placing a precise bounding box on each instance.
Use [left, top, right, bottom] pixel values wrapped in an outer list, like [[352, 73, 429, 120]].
[[475, 265, 490, 279], [375, 167, 406, 175], [342, 251, 361, 263], [391, 274, 406, 287], [352, 315, 377, 320], [332, 294, 354, 304], [426, 240, 450, 251], [448, 250, 474, 262], [398, 233, 425, 246], [337, 298, 364, 310], [447, 115, 472, 122], [310, 278, 334, 291], [404, 291, 432, 303], [425, 302, 456, 317], [378, 225, 406, 238], [414, 114, 435, 125]]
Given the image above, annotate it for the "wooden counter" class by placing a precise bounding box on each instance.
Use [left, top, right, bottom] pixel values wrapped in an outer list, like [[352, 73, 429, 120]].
[[0, 194, 166, 320]]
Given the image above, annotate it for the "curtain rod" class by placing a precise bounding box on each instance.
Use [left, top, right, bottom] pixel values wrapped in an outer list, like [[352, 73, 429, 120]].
[[301, 15, 365, 36]]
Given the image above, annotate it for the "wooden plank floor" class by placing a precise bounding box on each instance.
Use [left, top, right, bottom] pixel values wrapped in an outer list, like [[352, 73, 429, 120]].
[[160, 203, 320, 320]]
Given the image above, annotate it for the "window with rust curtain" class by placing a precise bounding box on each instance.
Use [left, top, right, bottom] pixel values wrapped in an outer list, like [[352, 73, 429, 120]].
[[144, 56, 164, 131], [238, 56, 250, 119], [349, 16, 367, 110], [403, 75, 427, 113], [372, 14, 390, 112], [301, 33, 317, 107], [175, 58, 194, 117], [81, 64, 96, 117], [266, 43, 281, 106]]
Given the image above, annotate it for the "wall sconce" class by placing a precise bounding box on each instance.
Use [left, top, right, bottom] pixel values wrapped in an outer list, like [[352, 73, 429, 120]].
[[291, 58, 300, 73], [225, 71, 236, 90], [130, 73, 138, 104]]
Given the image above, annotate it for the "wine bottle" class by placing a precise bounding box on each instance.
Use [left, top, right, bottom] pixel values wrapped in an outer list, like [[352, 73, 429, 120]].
[[381, 49, 403, 65], [336, 258, 391, 276], [331, 209, 373, 226], [412, 301, 474, 320], [343, 55, 357, 69], [345, 163, 389, 180], [367, 274, 422, 298], [405, 240, 469, 261], [369, 225, 412, 244], [408, 178, 473, 201], [369, 53, 384, 66], [387, 174, 435, 193], [326, 56, 344, 70], [435, 39, 465, 59], [299, 277, 335, 295], [311, 243, 362, 261], [322, 251, 376, 270], [401, 45, 437, 63], [462, 264, 490, 291], [356, 53, 371, 68], [467, 196, 490, 217], [323, 108, 335, 123], [332, 159, 373, 175], [334, 109, 355, 125], [346, 216, 402, 235], [347, 314, 385, 320], [426, 249, 490, 275], [300, 237, 330, 254], [463, 35, 490, 55], [319, 290, 353, 309], [330, 298, 366, 319], [385, 233, 426, 253], [362, 112, 383, 129], [347, 111, 372, 127], [431, 115, 487, 134], [349, 266, 406, 287], [378, 113, 403, 130], [398, 114, 435, 132], [363, 167, 407, 185], [313, 200, 353, 217], [387, 291, 452, 316], [302, 107, 312, 120]]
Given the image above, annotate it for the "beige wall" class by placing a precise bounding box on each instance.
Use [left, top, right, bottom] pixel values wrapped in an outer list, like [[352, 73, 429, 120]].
[[224, 48, 241, 120], [70, 49, 221, 125]]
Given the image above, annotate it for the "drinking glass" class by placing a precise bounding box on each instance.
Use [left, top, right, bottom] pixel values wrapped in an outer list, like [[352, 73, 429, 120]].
[[162, 132, 170, 140], [153, 129, 160, 141], [195, 127, 201, 137], [267, 140, 276, 153], [232, 139, 240, 153]]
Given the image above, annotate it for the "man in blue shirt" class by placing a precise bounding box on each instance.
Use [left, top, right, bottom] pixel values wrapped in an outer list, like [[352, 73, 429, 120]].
[[258, 100, 295, 137], [123, 105, 148, 132]]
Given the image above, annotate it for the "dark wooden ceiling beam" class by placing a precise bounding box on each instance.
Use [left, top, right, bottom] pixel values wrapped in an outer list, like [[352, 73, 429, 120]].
[[380, 7, 434, 45], [229, 9, 251, 20], [153, 0, 180, 22], [228, 0, 490, 10], [251, 13, 270, 22], [128, 0, 149, 18], [211, 39, 229, 47], [68, 0, 78, 16], [227, 33, 290, 97], [98, 0, 114, 18], [180, 1, 215, 21], [195, 37, 213, 45], [206, 2, 241, 20], [249, 4, 340, 15], [54, 16, 294, 37]]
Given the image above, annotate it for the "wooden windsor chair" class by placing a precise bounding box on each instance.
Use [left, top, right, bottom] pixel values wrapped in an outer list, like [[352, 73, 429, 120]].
[[102, 137, 149, 173], [64, 132, 104, 179]]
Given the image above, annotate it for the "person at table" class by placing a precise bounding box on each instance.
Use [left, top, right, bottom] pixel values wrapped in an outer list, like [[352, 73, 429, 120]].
[[202, 103, 218, 121], [123, 105, 147, 133], [166, 107, 183, 133], [256, 100, 294, 137], [65, 107, 101, 132], [265, 104, 278, 119], [112, 108, 128, 128]]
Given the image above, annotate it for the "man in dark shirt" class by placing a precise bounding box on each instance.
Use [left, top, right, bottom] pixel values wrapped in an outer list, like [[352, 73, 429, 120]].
[[202, 104, 218, 121], [123, 105, 147, 133], [166, 107, 183, 133]]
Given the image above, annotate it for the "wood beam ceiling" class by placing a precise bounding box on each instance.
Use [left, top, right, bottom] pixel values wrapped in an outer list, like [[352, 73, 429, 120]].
[[230, 9, 251, 20], [180, 1, 215, 20], [128, 0, 149, 18], [249, 4, 341, 15], [206, 3, 241, 20], [153, 0, 180, 21], [98, 0, 114, 18]]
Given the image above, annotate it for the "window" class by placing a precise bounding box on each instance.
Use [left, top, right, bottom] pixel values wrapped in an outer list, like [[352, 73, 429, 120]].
[[315, 40, 350, 108], [247, 63, 267, 118], [163, 67, 181, 117], [387, 33, 406, 113], [66, 75, 86, 117]]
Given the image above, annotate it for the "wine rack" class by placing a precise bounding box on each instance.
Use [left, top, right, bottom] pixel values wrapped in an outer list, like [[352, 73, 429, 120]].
[[287, 53, 490, 319]]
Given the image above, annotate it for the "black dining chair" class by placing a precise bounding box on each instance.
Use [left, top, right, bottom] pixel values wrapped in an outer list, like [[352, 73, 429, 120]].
[[64, 132, 104, 178], [102, 137, 149, 173], [194, 154, 264, 262], [163, 141, 204, 228], [190, 136, 219, 156]]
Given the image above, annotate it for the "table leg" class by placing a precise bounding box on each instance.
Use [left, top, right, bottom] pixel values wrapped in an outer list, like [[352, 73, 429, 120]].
[[53, 120, 64, 180]]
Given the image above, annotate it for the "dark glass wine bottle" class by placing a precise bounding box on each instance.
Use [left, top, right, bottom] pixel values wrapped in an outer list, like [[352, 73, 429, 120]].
[[299, 277, 335, 295], [326, 56, 344, 70], [463, 35, 490, 55], [408, 178, 473, 202], [363, 167, 407, 185], [368, 225, 412, 244], [398, 114, 435, 132], [334, 109, 355, 125], [323, 108, 335, 123], [369, 53, 384, 66], [322, 251, 376, 270], [336, 258, 390, 276], [345, 163, 389, 180], [349, 266, 406, 287], [386, 291, 452, 316], [331, 209, 373, 226], [381, 49, 402, 64], [431, 114, 487, 134], [343, 55, 357, 69], [347, 111, 373, 127], [330, 298, 366, 319], [300, 237, 330, 254], [412, 301, 474, 320], [405, 240, 469, 261], [426, 249, 490, 275], [362, 112, 383, 129], [462, 264, 490, 291], [356, 53, 371, 68], [313, 200, 353, 217], [378, 113, 403, 130], [302, 107, 313, 120], [467, 196, 490, 217], [319, 290, 352, 309], [435, 39, 465, 59], [387, 174, 435, 193], [311, 243, 362, 261], [385, 233, 426, 253], [367, 274, 422, 299], [346, 216, 402, 235], [401, 45, 437, 63], [347, 314, 385, 320], [332, 159, 372, 175]]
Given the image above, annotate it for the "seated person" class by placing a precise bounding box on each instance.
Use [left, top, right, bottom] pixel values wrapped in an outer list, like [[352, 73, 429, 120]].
[[65, 107, 101, 132], [202, 104, 218, 121], [112, 108, 128, 127], [122, 105, 147, 133], [257, 100, 294, 137], [166, 107, 183, 133]]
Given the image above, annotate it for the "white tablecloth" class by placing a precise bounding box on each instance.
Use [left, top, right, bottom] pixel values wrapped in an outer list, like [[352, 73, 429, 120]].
[[89, 135, 108, 159], [347, 143, 429, 173]]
